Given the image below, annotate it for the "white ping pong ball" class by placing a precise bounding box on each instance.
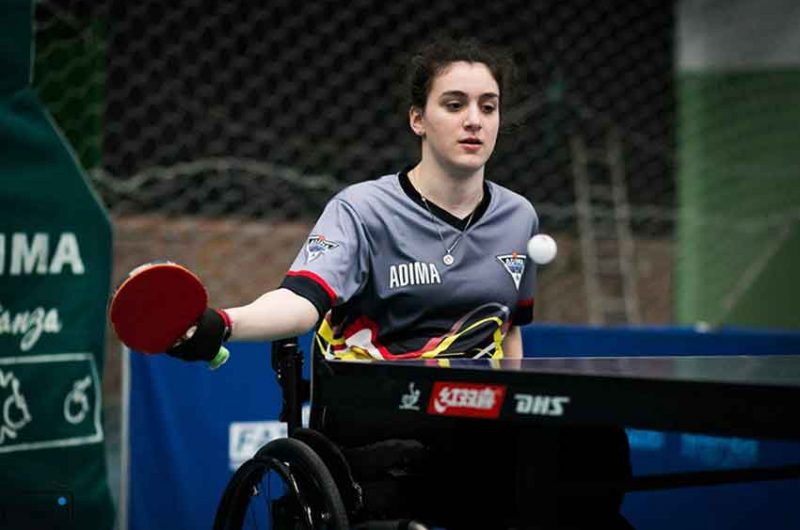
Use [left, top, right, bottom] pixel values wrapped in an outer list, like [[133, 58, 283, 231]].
[[527, 234, 557, 265]]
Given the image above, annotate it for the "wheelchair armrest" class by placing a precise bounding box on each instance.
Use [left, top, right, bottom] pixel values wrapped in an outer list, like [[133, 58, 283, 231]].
[[271, 338, 310, 434]]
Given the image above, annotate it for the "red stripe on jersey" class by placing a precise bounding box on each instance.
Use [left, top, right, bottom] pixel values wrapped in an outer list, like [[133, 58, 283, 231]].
[[517, 298, 534, 308], [342, 316, 393, 358], [286, 270, 337, 303], [342, 315, 448, 360]]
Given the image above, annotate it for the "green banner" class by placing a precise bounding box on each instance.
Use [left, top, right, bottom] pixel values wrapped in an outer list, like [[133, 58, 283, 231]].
[[676, 70, 800, 328], [676, 0, 800, 329], [0, 0, 114, 528], [0, 354, 103, 452]]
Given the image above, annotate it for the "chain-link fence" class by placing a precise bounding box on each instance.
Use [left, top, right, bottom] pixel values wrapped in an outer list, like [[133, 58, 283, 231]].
[[33, 0, 800, 419], [42, 0, 800, 332], [34, 0, 677, 332], [37, 0, 674, 219], [39, 1, 799, 332]]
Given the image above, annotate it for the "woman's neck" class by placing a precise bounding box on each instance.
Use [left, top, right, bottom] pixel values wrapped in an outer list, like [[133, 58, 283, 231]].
[[409, 160, 484, 219]]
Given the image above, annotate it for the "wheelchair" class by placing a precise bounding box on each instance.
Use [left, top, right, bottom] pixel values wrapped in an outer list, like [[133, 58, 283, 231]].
[[212, 340, 636, 530], [212, 338, 430, 530]]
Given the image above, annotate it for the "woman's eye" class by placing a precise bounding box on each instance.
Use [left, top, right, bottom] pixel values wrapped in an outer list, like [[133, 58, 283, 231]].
[[445, 101, 463, 111], [482, 104, 497, 113]]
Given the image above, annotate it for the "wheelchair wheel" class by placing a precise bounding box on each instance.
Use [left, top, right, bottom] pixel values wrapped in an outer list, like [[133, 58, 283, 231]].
[[291, 427, 363, 516], [214, 437, 349, 530]]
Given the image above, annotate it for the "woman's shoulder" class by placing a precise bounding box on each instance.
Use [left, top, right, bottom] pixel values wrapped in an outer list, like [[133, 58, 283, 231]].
[[487, 180, 538, 219], [330, 173, 401, 209]]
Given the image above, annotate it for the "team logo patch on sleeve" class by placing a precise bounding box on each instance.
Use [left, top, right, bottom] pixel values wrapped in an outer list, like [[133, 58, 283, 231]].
[[497, 252, 526, 290], [306, 235, 340, 263]]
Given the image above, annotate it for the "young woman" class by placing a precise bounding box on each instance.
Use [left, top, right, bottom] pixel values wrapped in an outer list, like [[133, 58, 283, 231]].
[[170, 38, 536, 364], [169, 38, 632, 530]]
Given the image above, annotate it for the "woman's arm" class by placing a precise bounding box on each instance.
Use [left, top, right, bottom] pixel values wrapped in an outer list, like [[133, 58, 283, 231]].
[[502, 325, 523, 359], [225, 288, 320, 341]]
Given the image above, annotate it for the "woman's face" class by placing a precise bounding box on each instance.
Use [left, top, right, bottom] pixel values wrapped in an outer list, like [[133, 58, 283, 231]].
[[411, 61, 500, 175]]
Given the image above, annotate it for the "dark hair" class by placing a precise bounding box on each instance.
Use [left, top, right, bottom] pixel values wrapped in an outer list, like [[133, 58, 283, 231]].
[[406, 37, 515, 111]]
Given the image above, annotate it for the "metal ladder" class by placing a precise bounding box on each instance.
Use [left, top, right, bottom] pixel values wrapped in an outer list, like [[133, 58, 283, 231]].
[[570, 127, 641, 325]]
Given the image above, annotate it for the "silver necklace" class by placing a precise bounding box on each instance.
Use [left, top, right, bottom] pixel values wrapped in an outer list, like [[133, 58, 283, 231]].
[[410, 171, 477, 266]]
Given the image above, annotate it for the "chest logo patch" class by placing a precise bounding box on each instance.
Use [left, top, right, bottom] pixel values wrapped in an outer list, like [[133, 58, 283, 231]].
[[497, 252, 526, 290], [306, 235, 339, 263]]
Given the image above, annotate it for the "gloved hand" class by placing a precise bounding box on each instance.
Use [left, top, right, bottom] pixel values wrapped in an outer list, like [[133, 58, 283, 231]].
[[167, 308, 232, 368]]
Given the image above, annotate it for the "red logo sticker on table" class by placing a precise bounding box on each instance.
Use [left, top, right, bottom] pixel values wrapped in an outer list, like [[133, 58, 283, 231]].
[[427, 382, 506, 418]]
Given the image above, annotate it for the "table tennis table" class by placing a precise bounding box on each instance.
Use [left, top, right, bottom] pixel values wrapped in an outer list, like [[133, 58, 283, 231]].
[[310, 354, 800, 489]]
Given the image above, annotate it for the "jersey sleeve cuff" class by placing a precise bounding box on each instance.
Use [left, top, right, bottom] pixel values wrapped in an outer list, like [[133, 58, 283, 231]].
[[281, 272, 335, 319], [512, 298, 534, 326]]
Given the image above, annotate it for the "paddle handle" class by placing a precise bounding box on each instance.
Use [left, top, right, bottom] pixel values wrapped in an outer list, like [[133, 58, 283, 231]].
[[208, 346, 230, 370]]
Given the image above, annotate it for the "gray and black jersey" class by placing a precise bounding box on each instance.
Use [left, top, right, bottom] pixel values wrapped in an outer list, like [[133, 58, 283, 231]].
[[281, 168, 538, 360]]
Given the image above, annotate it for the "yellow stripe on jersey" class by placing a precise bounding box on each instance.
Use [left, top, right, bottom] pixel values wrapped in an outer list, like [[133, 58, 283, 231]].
[[419, 316, 505, 358], [317, 318, 506, 360]]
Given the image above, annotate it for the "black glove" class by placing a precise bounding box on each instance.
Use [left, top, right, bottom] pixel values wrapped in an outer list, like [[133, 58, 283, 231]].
[[167, 308, 231, 363]]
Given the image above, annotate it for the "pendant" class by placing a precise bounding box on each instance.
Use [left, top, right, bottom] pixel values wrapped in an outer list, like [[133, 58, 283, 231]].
[[443, 254, 455, 266]]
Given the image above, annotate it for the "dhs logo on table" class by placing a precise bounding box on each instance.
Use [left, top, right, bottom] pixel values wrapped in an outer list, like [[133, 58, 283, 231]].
[[427, 382, 506, 419], [514, 393, 571, 417]]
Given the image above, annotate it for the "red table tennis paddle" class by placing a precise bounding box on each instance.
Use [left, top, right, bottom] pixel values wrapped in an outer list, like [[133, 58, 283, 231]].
[[109, 262, 229, 368]]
